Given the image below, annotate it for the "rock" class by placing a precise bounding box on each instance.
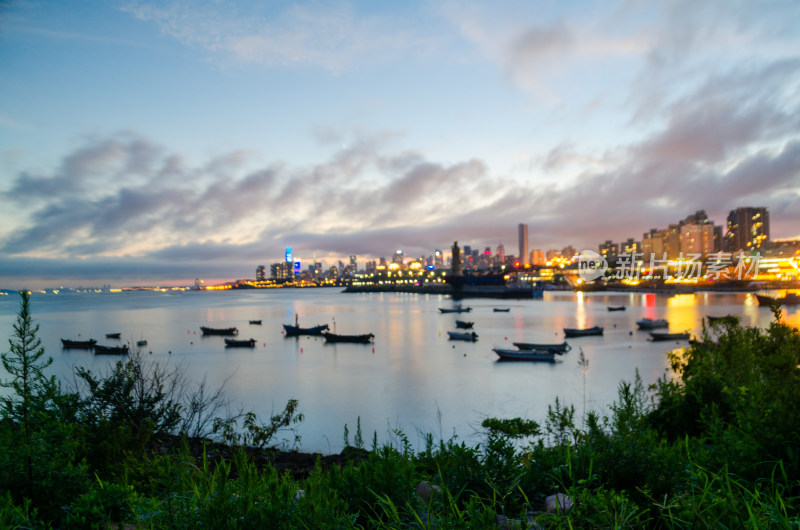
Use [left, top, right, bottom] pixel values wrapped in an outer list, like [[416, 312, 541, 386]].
[[416, 481, 441, 502], [545, 493, 574, 514], [495, 514, 511, 528]]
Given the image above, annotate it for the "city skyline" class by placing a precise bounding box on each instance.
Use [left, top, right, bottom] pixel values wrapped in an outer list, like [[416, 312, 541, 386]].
[[2, 1, 800, 289]]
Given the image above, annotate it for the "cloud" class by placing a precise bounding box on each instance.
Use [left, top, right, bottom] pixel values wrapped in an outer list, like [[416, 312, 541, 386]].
[[3, 82, 799, 288], [118, 0, 433, 71]]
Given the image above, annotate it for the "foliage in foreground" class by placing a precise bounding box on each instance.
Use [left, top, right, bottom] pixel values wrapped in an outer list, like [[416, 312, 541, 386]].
[[0, 291, 799, 528]]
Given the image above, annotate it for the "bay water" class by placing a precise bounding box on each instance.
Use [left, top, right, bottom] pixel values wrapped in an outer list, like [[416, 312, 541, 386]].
[[0, 288, 796, 453]]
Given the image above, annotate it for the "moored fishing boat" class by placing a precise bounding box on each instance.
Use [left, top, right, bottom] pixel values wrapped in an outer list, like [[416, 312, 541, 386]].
[[636, 318, 669, 330], [322, 332, 374, 344], [512, 341, 571, 353], [283, 314, 329, 336], [755, 293, 800, 306], [447, 331, 478, 341], [563, 326, 603, 337], [200, 326, 238, 336], [607, 306, 625, 311], [61, 338, 97, 349], [439, 305, 472, 313], [94, 344, 129, 355], [649, 332, 691, 342], [249, 320, 262, 325], [493, 348, 557, 361], [283, 323, 329, 336], [455, 320, 474, 329], [105, 332, 121, 339], [224, 338, 257, 348], [493, 308, 511, 312]]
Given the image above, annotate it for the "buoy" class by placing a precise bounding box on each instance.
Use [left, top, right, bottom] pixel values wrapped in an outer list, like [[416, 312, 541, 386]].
[[78, 333, 81, 337], [372, 347, 375, 353], [504, 336, 507, 340], [300, 348, 303, 353], [187, 330, 190, 334]]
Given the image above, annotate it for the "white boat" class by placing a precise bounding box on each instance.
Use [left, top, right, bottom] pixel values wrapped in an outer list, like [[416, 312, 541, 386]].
[[493, 348, 557, 361], [636, 318, 668, 330]]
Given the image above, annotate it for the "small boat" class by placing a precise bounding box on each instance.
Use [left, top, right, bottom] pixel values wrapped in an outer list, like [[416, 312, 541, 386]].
[[61, 338, 97, 349], [438, 306, 472, 314], [224, 338, 257, 348], [283, 323, 330, 336], [249, 320, 262, 325], [322, 332, 375, 344], [136, 340, 147, 347], [105, 332, 121, 339], [607, 306, 626, 311], [493, 308, 511, 312], [706, 315, 737, 324], [755, 293, 800, 306], [447, 331, 478, 342], [94, 344, 129, 355], [513, 341, 571, 353], [636, 318, 669, 330], [200, 326, 238, 336], [650, 332, 691, 342], [493, 348, 557, 361], [455, 320, 474, 329], [564, 326, 603, 337]]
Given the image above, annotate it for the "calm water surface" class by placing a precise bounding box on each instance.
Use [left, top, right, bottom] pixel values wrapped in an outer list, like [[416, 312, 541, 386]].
[[1, 289, 797, 453]]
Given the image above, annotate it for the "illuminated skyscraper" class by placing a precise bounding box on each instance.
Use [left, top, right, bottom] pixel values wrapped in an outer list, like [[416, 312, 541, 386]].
[[518, 223, 529, 266], [725, 207, 770, 252]]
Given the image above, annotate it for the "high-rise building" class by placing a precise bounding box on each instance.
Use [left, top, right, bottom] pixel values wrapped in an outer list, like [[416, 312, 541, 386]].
[[495, 243, 505, 267], [666, 224, 681, 259], [256, 265, 266, 281], [545, 249, 562, 261], [531, 249, 545, 265], [270, 262, 292, 280], [642, 228, 667, 258], [599, 240, 619, 262], [518, 224, 529, 266], [725, 207, 770, 252], [680, 223, 715, 257], [678, 210, 717, 256], [622, 238, 641, 255]]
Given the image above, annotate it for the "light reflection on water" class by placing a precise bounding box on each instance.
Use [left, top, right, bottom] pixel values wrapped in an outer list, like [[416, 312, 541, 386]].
[[0, 289, 798, 453]]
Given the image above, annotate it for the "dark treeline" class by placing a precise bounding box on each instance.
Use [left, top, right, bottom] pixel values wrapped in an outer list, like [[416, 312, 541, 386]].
[[1, 291, 799, 528]]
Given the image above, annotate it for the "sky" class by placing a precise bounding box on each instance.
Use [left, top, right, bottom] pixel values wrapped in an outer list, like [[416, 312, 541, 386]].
[[1, 0, 799, 288]]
